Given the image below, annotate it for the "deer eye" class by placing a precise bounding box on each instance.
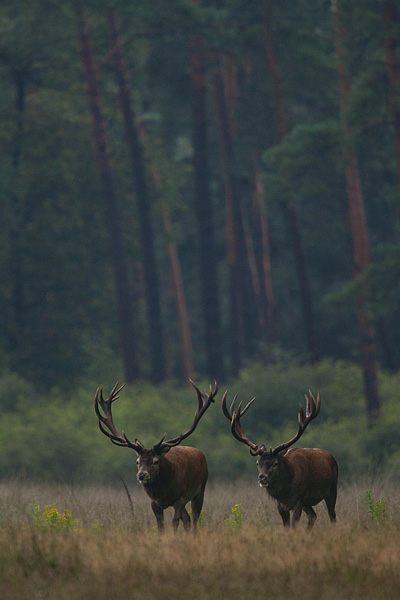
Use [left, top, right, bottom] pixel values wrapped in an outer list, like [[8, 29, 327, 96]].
[[136, 458, 139, 465], [153, 458, 159, 465]]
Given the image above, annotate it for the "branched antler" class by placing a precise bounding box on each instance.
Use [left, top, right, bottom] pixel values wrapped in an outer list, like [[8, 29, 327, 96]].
[[271, 390, 321, 455], [155, 379, 218, 450], [94, 382, 142, 450], [95, 380, 218, 453], [221, 391, 263, 456], [222, 389, 321, 456]]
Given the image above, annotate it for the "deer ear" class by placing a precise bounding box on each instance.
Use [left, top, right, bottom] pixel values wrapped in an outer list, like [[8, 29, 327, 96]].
[[276, 449, 288, 458]]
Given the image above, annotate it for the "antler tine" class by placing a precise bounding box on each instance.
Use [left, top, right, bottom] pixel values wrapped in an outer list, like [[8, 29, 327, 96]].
[[222, 390, 234, 420], [272, 390, 321, 455], [239, 396, 256, 417], [109, 381, 125, 402]]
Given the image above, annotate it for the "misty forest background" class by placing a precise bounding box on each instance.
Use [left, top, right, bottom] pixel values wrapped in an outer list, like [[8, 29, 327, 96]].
[[1, 0, 400, 485]]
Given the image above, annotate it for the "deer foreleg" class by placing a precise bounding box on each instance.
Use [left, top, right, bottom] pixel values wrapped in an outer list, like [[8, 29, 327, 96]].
[[151, 501, 164, 531], [277, 502, 290, 527], [172, 499, 191, 531], [291, 503, 303, 528], [303, 506, 317, 529]]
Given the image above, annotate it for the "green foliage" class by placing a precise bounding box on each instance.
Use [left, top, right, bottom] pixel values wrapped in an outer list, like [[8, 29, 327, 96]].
[[366, 490, 386, 525], [0, 359, 398, 484], [31, 503, 80, 531], [224, 504, 243, 531]]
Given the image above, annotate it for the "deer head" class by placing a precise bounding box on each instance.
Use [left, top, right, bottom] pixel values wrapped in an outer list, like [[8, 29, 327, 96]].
[[222, 389, 321, 487], [95, 380, 218, 483]]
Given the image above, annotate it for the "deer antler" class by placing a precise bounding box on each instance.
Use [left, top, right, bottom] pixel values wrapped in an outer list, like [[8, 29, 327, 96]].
[[271, 390, 321, 455], [221, 391, 263, 456], [94, 382, 142, 451], [155, 380, 218, 450]]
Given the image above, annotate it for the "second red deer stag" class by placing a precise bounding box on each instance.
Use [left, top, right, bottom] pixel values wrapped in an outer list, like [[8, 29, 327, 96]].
[[95, 380, 217, 531], [222, 390, 338, 529]]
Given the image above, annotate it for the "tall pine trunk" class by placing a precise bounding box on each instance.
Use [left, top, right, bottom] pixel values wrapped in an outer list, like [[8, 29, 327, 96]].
[[263, 0, 319, 361], [333, 0, 380, 424], [190, 28, 224, 379], [107, 11, 166, 383], [211, 52, 259, 372], [251, 163, 276, 343], [76, 5, 139, 382], [135, 123, 195, 380], [8, 69, 27, 361], [211, 51, 241, 373], [384, 0, 400, 204]]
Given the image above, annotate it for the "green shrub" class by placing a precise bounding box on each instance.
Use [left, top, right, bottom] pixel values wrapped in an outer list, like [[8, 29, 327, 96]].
[[366, 490, 386, 525], [0, 360, 399, 484], [224, 504, 243, 531], [31, 504, 80, 531]]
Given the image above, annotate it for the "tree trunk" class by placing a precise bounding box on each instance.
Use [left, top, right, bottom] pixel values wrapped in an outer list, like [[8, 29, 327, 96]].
[[75, 4, 139, 382], [213, 52, 258, 374], [333, 0, 380, 424], [384, 0, 400, 207], [135, 124, 195, 381], [263, 0, 319, 360], [251, 164, 276, 343], [190, 29, 224, 379], [8, 69, 27, 360], [107, 11, 166, 383]]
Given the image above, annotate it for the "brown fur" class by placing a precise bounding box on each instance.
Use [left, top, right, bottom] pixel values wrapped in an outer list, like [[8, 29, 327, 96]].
[[257, 447, 338, 528], [137, 446, 208, 531]]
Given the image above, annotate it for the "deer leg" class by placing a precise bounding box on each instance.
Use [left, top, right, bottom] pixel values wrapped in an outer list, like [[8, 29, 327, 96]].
[[180, 507, 191, 531], [325, 497, 337, 524], [291, 504, 303, 528], [151, 501, 164, 531], [172, 499, 190, 531], [303, 506, 317, 529], [191, 490, 205, 531], [277, 502, 290, 527]]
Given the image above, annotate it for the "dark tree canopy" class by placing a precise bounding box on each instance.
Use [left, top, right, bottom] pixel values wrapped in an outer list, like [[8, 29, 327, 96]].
[[0, 0, 399, 423]]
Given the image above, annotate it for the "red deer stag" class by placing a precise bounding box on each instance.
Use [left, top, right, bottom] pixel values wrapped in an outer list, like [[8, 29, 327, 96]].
[[95, 380, 217, 531], [222, 390, 338, 529]]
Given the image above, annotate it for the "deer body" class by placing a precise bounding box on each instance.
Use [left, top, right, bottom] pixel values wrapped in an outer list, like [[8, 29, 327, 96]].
[[95, 381, 216, 531], [222, 389, 338, 529], [139, 446, 208, 530], [258, 447, 338, 528]]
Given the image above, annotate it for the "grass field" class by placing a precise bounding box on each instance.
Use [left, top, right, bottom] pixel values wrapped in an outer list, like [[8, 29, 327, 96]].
[[0, 478, 399, 599]]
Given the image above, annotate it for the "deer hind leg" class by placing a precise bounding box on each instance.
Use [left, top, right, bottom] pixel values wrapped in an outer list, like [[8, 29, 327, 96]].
[[151, 501, 164, 531], [190, 490, 205, 531], [303, 506, 317, 529], [325, 495, 337, 524]]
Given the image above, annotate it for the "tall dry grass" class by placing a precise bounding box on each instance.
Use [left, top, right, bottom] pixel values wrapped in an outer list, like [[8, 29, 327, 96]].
[[0, 479, 399, 599]]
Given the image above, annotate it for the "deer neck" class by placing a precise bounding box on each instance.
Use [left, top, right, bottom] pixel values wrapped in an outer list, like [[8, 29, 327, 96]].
[[142, 456, 174, 500], [265, 454, 294, 500]]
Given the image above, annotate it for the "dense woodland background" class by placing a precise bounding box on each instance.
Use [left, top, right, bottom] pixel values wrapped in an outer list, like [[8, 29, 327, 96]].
[[1, 0, 400, 483]]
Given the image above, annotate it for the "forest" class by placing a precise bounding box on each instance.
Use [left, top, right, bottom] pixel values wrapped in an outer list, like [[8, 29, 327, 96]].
[[1, 0, 400, 483]]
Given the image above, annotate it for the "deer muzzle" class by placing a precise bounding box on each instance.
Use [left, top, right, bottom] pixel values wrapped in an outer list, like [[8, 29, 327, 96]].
[[258, 473, 270, 488], [137, 471, 151, 483]]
